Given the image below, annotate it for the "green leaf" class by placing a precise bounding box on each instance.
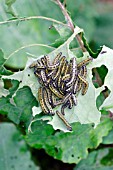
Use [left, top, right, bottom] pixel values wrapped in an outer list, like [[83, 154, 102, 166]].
[[66, 0, 97, 40], [0, 0, 64, 69], [8, 80, 20, 97], [0, 86, 38, 127], [74, 148, 113, 170], [2, 27, 101, 131], [102, 129, 113, 145], [26, 118, 112, 164], [93, 12, 113, 49], [51, 24, 73, 48], [5, 0, 17, 17], [0, 49, 12, 76], [0, 123, 39, 170], [5, 0, 16, 6], [12, 86, 38, 127], [82, 32, 102, 57]]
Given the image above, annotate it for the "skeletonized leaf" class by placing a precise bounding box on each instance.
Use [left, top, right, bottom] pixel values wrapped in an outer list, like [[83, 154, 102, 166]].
[[89, 46, 113, 113], [2, 26, 101, 131]]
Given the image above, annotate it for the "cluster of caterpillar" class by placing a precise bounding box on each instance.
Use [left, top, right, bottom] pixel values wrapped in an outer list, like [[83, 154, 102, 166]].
[[29, 52, 92, 131]]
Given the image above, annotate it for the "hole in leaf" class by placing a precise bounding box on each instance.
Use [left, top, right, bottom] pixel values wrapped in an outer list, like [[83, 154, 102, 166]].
[[71, 154, 74, 157], [28, 74, 30, 77], [96, 87, 110, 109], [3, 79, 12, 89], [92, 65, 108, 88], [54, 147, 59, 153], [91, 124, 94, 128]]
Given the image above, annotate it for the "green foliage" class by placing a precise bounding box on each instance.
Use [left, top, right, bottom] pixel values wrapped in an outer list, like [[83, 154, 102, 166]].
[[0, 0, 64, 69], [5, 0, 17, 16], [90, 46, 113, 114], [0, 0, 113, 168], [103, 129, 113, 144], [0, 123, 39, 170], [74, 148, 113, 170], [0, 86, 38, 127], [0, 49, 12, 76], [2, 27, 101, 132], [26, 118, 112, 163]]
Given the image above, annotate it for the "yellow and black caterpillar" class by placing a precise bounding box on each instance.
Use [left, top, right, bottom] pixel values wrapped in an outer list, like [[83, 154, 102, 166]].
[[29, 53, 92, 131]]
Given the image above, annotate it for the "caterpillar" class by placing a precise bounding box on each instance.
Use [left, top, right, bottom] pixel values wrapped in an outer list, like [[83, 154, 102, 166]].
[[38, 87, 49, 114], [56, 110, 72, 131]]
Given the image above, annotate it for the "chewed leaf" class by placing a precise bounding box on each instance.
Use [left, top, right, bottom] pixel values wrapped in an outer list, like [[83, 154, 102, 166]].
[[2, 26, 102, 131], [26, 118, 113, 164], [2, 26, 82, 98], [3, 57, 42, 98], [49, 53, 101, 130], [89, 46, 113, 113], [0, 79, 9, 97], [53, 23, 72, 37]]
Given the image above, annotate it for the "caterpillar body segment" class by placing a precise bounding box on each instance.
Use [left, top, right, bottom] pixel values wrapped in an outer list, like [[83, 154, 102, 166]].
[[66, 58, 77, 87], [45, 88, 53, 105], [43, 88, 55, 115], [64, 62, 69, 76], [53, 52, 62, 64], [40, 70, 47, 83], [41, 57, 47, 66], [56, 111, 72, 131], [44, 55, 60, 70], [82, 65, 87, 78], [68, 96, 73, 109], [72, 94, 77, 106], [78, 74, 89, 95], [57, 75, 62, 88], [81, 82, 89, 95], [61, 102, 69, 115], [62, 74, 70, 82], [38, 87, 48, 114], [77, 57, 92, 68], [53, 99, 64, 107], [65, 86, 73, 93], [53, 56, 66, 80], [49, 83, 64, 99], [61, 60, 67, 76]]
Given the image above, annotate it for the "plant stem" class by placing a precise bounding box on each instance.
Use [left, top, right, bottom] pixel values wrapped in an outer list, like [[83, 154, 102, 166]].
[[0, 16, 68, 27], [55, 0, 86, 52], [56, 0, 74, 31]]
